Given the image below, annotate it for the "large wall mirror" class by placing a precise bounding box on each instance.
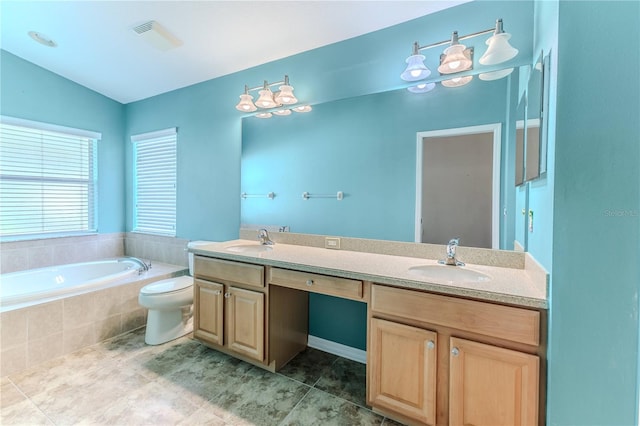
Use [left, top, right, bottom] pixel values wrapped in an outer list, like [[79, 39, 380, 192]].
[[240, 67, 527, 250]]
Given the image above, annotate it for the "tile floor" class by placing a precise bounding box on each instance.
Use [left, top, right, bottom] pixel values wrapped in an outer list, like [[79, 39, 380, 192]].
[[1, 328, 403, 425]]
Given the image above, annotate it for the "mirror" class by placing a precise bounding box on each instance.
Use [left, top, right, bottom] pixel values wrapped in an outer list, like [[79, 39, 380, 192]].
[[515, 51, 547, 185], [525, 52, 543, 182], [241, 69, 523, 250]]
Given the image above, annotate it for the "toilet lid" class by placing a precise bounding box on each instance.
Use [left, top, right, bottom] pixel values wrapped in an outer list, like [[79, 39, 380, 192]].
[[140, 276, 193, 295]]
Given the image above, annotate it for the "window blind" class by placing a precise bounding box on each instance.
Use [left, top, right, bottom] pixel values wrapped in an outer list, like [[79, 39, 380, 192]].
[[0, 118, 98, 239], [132, 128, 177, 236]]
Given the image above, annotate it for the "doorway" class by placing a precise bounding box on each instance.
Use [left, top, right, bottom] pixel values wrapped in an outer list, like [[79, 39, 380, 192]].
[[415, 124, 501, 249]]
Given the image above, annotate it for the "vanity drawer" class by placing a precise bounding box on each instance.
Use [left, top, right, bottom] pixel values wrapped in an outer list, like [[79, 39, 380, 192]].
[[371, 284, 540, 346], [195, 256, 264, 288], [269, 268, 363, 301]]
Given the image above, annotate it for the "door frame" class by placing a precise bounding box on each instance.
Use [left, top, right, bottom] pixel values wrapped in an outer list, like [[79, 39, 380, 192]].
[[415, 123, 502, 248]]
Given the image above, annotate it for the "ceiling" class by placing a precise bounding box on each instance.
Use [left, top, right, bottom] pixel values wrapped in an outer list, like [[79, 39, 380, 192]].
[[0, 1, 469, 104]]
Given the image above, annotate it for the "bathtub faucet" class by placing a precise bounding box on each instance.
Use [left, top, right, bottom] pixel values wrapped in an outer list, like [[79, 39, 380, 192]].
[[122, 257, 152, 274]]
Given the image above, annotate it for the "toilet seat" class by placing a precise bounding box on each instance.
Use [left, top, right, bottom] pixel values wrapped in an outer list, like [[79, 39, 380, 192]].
[[140, 276, 192, 295]]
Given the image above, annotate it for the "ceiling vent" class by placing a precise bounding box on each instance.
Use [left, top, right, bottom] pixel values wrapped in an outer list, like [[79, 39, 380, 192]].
[[132, 20, 182, 52]]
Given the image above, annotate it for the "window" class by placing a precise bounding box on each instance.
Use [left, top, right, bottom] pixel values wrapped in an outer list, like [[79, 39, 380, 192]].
[[0, 116, 100, 239], [132, 128, 177, 236]]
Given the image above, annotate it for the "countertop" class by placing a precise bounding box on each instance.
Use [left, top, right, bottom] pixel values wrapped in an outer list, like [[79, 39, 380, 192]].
[[191, 239, 548, 309]]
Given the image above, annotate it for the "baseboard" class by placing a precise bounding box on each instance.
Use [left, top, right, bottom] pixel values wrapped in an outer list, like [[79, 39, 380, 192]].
[[307, 335, 367, 364]]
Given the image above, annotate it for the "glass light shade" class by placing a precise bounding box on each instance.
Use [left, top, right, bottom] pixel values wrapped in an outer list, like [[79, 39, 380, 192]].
[[255, 88, 277, 109], [407, 82, 436, 94], [441, 75, 473, 88], [292, 105, 312, 113], [479, 68, 514, 81], [255, 112, 272, 119], [479, 33, 518, 65], [438, 44, 472, 74], [400, 54, 431, 81], [274, 85, 298, 105], [235, 93, 257, 112], [272, 109, 292, 116]]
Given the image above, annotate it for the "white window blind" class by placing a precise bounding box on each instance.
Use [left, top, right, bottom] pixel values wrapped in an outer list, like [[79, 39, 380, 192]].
[[0, 117, 99, 239], [132, 128, 177, 236]]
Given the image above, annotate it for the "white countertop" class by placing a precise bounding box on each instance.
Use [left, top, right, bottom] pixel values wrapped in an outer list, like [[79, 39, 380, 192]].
[[191, 239, 548, 309]]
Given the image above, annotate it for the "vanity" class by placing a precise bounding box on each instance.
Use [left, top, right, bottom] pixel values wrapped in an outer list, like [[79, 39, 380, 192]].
[[190, 235, 547, 426]]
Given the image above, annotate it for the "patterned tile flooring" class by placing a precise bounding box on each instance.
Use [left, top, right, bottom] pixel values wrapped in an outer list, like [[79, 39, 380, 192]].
[[1, 328, 403, 425]]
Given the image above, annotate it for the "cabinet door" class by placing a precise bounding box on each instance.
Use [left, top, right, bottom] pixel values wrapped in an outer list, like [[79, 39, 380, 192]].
[[449, 337, 539, 426], [193, 279, 224, 346], [226, 286, 264, 361], [369, 318, 437, 425]]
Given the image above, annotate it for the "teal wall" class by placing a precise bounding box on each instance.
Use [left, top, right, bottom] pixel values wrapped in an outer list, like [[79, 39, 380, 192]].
[[0, 50, 126, 234], [548, 1, 640, 424]]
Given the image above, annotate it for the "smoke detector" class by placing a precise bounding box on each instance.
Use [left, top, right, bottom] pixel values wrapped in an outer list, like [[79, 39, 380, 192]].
[[132, 21, 182, 52]]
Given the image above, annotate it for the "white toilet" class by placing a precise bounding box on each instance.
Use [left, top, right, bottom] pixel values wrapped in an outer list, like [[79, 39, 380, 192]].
[[138, 240, 212, 345]]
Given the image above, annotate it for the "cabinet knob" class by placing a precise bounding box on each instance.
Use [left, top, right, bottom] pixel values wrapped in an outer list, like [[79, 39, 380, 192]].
[[213, 290, 221, 295], [451, 347, 460, 357], [306, 279, 314, 286], [427, 340, 435, 350], [224, 292, 231, 298]]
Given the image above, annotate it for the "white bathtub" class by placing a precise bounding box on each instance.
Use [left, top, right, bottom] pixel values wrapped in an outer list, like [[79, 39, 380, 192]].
[[0, 258, 145, 310]]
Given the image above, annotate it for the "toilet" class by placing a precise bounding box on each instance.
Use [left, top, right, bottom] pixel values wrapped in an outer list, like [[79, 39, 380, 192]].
[[138, 240, 212, 345]]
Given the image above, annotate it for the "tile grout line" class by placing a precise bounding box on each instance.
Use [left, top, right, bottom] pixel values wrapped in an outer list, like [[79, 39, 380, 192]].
[[277, 384, 314, 426], [6, 376, 57, 425]]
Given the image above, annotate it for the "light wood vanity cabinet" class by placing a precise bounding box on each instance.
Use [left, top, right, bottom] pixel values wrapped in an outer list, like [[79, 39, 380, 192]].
[[368, 284, 543, 426], [193, 256, 308, 371], [193, 257, 266, 363]]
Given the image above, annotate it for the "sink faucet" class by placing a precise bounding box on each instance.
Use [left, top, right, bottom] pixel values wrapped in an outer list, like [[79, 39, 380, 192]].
[[439, 238, 465, 266], [257, 228, 274, 245]]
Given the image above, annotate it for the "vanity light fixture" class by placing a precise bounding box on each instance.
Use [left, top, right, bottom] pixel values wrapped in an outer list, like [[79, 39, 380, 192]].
[[236, 75, 308, 118], [479, 19, 519, 65], [437, 32, 473, 75], [400, 43, 431, 81], [400, 18, 518, 89]]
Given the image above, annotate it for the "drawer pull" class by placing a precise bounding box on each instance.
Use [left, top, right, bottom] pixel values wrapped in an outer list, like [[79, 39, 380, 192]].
[[451, 347, 460, 357], [306, 279, 314, 286], [427, 340, 435, 350]]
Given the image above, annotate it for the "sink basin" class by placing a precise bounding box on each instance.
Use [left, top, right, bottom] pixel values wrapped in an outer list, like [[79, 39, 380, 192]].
[[408, 265, 490, 283], [226, 244, 273, 253]]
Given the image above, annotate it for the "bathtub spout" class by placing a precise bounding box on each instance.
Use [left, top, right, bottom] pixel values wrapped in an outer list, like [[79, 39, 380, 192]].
[[121, 257, 151, 274]]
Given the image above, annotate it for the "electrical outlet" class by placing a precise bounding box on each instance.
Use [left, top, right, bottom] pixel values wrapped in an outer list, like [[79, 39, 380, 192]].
[[325, 237, 341, 250]]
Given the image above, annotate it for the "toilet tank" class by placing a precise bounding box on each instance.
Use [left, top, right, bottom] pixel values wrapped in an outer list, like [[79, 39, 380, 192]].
[[186, 240, 215, 275]]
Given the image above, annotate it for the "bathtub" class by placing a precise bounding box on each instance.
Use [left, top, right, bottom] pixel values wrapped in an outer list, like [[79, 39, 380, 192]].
[[0, 258, 146, 310]]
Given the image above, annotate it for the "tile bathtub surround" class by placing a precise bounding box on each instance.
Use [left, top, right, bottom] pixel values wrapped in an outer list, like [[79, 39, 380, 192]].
[[1, 329, 403, 426], [124, 233, 190, 267], [0, 233, 125, 274], [0, 232, 191, 274], [0, 262, 187, 377]]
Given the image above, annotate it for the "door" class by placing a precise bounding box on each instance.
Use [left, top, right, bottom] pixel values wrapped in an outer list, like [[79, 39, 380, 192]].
[[193, 279, 224, 345], [449, 337, 539, 426], [415, 124, 501, 249], [369, 318, 437, 425], [226, 286, 265, 361]]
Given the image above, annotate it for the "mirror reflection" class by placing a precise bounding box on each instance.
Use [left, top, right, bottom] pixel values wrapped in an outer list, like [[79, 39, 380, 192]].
[[241, 69, 524, 250]]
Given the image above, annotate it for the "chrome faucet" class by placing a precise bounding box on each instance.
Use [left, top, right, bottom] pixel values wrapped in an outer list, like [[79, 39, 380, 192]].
[[439, 238, 465, 266], [257, 228, 274, 245], [122, 257, 152, 274]]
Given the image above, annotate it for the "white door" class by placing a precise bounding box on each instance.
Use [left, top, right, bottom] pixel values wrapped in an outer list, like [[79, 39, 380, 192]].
[[415, 124, 501, 249]]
